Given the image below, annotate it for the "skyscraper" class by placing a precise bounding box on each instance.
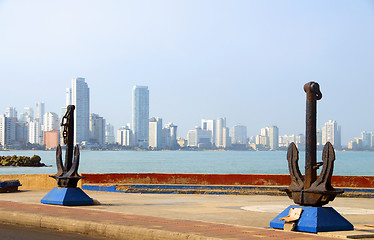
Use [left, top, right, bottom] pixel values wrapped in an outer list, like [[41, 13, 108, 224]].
[[117, 126, 133, 147], [149, 117, 162, 149], [35, 103, 45, 124], [258, 126, 279, 150], [43, 112, 59, 132], [201, 119, 215, 145], [5, 107, 17, 119], [71, 77, 90, 145], [132, 86, 149, 148], [267, 126, 279, 150], [105, 123, 115, 144], [89, 113, 106, 145], [230, 125, 247, 144], [321, 120, 341, 149], [216, 117, 230, 148]]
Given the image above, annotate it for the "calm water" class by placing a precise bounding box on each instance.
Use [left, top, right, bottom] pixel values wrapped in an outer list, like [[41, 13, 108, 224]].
[[0, 150, 373, 176]]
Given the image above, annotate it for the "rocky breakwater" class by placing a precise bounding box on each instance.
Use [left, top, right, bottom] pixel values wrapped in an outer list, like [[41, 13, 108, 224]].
[[0, 155, 46, 167]]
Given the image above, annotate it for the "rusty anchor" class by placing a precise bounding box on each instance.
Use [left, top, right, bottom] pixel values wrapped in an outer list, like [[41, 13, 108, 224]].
[[50, 105, 84, 188], [282, 82, 343, 207], [41, 105, 93, 205]]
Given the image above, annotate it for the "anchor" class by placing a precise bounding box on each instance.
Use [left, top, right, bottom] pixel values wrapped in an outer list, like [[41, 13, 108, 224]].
[[283, 82, 343, 207], [51, 105, 84, 188], [270, 82, 353, 233], [41, 105, 93, 206]]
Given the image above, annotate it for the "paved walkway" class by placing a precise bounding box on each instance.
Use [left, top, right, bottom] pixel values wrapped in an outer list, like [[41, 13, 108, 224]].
[[0, 190, 373, 239]]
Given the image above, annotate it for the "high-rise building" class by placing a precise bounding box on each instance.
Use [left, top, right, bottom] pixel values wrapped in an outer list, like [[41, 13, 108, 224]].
[[321, 120, 341, 149], [66, 88, 72, 106], [163, 122, 178, 149], [215, 117, 231, 148], [89, 113, 106, 145], [230, 125, 247, 144], [267, 126, 279, 150], [257, 126, 279, 150], [44, 130, 59, 149], [361, 131, 372, 149], [5, 107, 17, 119], [216, 118, 225, 148], [201, 119, 215, 145], [187, 127, 212, 148], [117, 126, 133, 147], [132, 86, 149, 148], [279, 134, 305, 149], [28, 119, 42, 144], [16, 121, 28, 145], [43, 112, 59, 132], [149, 117, 162, 149], [0, 115, 6, 148], [35, 103, 45, 124], [105, 123, 115, 144], [19, 107, 34, 122], [71, 77, 90, 145], [0, 115, 17, 148]]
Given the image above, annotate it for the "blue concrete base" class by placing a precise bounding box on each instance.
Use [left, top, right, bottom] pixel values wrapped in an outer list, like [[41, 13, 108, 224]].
[[41, 187, 94, 206], [270, 205, 354, 233]]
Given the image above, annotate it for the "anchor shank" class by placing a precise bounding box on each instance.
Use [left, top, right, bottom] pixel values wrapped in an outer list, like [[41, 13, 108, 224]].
[[62, 105, 75, 172], [304, 82, 321, 189]]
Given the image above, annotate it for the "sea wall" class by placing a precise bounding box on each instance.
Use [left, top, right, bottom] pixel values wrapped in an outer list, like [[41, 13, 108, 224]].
[[81, 173, 374, 188], [1, 173, 373, 190], [0, 174, 82, 190]]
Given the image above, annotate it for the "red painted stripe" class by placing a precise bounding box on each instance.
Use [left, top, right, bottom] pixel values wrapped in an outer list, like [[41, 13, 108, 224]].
[[81, 173, 374, 188]]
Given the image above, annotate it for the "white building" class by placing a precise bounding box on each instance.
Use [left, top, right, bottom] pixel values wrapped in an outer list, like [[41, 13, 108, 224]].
[[163, 123, 178, 149], [132, 86, 149, 148], [5, 107, 17, 119], [321, 120, 341, 149], [0, 115, 6, 147], [257, 126, 279, 150], [279, 134, 305, 149], [117, 126, 133, 147], [43, 112, 60, 132], [201, 119, 215, 145], [35, 103, 45, 125], [149, 117, 162, 149], [187, 127, 213, 148], [215, 117, 231, 148], [89, 113, 106, 145], [19, 107, 34, 122], [70, 77, 90, 145], [29, 119, 42, 144], [268, 126, 279, 150], [230, 125, 247, 144], [255, 135, 268, 146], [361, 131, 372, 149], [105, 123, 115, 144]]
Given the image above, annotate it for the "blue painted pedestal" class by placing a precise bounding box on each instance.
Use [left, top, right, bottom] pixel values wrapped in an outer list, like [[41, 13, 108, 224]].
[[270, 205, 354, 233], [41, 187, 94, 206]]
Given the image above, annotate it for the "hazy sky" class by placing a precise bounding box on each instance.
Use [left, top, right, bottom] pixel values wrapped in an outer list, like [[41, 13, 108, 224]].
[[0, 0, 373, 145]]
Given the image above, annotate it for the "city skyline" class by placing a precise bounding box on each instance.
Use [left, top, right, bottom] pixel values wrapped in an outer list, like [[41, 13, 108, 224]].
[[0, 1, 373, 144], [1, 90, 370, 149]]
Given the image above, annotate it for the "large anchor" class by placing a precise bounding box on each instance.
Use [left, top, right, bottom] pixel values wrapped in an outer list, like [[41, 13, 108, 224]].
[[50, 105, 84, 188], [282, 82, 343, 207]]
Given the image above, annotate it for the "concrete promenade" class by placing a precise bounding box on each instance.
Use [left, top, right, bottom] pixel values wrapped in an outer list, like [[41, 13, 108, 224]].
[[0, 190, 374, 239]]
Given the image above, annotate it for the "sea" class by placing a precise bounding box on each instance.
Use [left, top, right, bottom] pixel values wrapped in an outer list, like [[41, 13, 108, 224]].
[[0, 150, 373, 176]]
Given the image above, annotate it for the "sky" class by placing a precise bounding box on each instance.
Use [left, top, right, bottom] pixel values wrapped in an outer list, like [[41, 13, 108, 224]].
[[0, 0, 373, 145]]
